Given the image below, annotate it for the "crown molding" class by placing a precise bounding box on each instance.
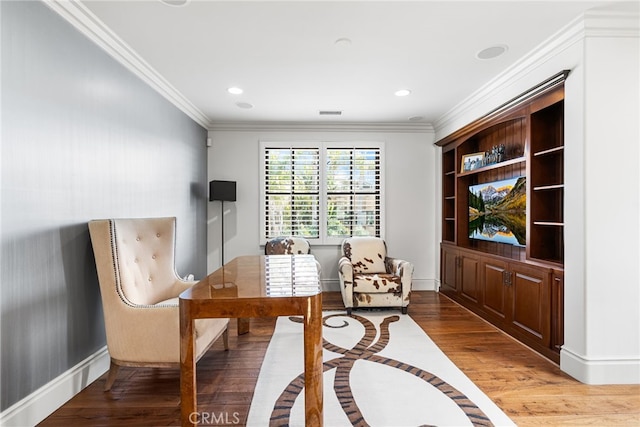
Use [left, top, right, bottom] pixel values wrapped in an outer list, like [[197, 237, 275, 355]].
[[209, 121, 435, 133], [433, 9, 639, 141], [43, 1, 637, 136], [583, 8, 640, 38], [42, 0, 434, 134], [44, 0, 210, 128]]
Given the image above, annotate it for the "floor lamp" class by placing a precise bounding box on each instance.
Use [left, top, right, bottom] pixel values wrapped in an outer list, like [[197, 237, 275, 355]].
[[209, 180, 237, 265]]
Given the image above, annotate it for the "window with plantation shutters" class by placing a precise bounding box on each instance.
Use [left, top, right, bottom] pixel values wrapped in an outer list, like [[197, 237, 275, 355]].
[[263, 146, 320, 239], [260, 141, 384, 245], [326, 147, 381, 238]]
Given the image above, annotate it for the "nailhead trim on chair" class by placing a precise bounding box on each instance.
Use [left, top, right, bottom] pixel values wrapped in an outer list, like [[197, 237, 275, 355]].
[[109, 220, 134, 307]]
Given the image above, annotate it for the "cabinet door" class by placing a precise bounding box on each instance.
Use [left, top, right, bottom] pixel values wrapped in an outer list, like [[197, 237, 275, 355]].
[[460, 255, 480, 303], [481, 258, 509, 321], [509, 263, 551, 347], [441, 246, 458, 293]]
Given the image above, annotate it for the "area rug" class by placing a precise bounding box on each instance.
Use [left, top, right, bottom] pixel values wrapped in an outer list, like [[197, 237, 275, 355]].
[[246, 311, 515, 427]]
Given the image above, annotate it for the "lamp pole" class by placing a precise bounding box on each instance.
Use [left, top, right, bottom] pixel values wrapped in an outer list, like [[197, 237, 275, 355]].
[[220, 200, 225, 266]]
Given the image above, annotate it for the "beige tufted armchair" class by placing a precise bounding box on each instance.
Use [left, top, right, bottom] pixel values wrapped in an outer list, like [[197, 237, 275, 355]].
[[338, 236, 414, 315], [88, 217, 229, 391]]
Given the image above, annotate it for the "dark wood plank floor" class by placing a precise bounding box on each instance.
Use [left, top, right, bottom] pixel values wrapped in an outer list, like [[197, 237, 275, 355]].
[[39, 291, 640, 426]]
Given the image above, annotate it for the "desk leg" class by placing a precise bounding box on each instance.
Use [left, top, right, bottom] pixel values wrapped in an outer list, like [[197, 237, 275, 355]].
[[237, 317, 250, 335], [180, 303, 197, 427], [303, 293, 323, 426]]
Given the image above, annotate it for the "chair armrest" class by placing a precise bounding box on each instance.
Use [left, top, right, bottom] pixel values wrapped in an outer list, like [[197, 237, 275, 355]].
[[171, 278, 198, 296], [338, 256, 354, 309], [385, 257, 414, 306], [314, 259, 323, 278], [338, 256, 353, 281], [385, 257, 413, 277]]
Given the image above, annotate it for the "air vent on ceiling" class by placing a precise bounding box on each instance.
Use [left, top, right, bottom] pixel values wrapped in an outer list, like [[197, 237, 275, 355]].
[[319, 110, 342, 116]]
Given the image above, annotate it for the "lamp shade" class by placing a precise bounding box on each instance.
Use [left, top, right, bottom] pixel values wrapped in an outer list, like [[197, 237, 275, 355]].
[[209, 180, 237, 202]]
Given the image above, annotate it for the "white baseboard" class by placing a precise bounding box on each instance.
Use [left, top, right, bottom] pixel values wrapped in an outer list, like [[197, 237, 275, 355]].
[[0, 346, 109, 427], [561, 347, 640, 385], [406, 278, 436, 291]]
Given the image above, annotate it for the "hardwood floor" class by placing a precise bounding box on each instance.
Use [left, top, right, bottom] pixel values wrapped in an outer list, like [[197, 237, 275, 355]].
[[39, 291, 640, 426]]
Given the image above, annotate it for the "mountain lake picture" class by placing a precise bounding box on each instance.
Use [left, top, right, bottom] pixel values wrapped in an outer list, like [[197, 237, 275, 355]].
[[468, 176, 526, 246]]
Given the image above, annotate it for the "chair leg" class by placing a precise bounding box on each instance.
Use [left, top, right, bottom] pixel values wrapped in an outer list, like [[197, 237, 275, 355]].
[[222, 327, 230, 350], [402, 306, 408, 315], [104, 360, 119, 392]]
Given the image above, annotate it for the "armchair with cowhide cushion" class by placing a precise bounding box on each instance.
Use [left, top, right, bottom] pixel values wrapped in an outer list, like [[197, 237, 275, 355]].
[[264, 236, 322, 277], [264, 236, 312, 255], [338, 236, 414, 315], [88, 217, 229, 391]]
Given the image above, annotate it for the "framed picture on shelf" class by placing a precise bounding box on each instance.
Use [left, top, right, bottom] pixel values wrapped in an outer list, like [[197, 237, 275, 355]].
[[461, 152, 484, 173]]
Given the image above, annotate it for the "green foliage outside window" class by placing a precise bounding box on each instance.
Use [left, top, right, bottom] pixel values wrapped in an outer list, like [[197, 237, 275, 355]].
[[265, 146, 380, 240]]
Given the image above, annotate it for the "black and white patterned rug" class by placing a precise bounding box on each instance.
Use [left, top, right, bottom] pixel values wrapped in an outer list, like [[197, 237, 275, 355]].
[[247, 312, 515, 427]]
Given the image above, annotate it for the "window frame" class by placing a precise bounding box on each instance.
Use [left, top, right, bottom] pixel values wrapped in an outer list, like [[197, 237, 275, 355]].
[[259, 141, 385, 246]]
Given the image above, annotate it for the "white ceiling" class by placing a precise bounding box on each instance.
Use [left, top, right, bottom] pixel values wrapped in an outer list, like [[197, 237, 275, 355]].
[[79, 0, 634, 126]]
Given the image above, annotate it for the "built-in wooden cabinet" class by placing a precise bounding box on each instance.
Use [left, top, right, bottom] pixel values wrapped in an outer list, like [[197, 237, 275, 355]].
[[529, 90, 565, 264], [507, 262, 553, 355], [441, 245, 480, 304], [437, 73, 567, 363], [441, 243, 558, 361]]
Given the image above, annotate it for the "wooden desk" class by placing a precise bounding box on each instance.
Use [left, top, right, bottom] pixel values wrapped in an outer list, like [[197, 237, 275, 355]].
[[179, 255, 323, 426]]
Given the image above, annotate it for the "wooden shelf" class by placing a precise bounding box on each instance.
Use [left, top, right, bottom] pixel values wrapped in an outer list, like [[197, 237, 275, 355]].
[[458, 156, 526, 177], [533, 184, 564, 191], [534, 145, 564, 157]]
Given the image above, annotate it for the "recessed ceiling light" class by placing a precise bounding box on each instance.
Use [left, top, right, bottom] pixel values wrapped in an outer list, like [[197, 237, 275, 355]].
[[335, 37, 352, 46], [159, 0, 189, 6], [236, 102, 253, 109], [395, 89, 411, 97], [408, 116, 424, 122], [476, 44, 508, 60], [227, 87, 243, 95]]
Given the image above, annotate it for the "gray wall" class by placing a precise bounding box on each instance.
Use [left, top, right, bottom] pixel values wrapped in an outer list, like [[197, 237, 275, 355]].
[[1, 1, 208, 410]]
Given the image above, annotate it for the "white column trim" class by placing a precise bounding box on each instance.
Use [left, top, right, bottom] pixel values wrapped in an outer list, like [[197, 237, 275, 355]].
[[561, 347, 640, 385]]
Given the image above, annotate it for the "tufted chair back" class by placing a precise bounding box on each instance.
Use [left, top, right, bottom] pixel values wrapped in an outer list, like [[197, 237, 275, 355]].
[[112, 217, 182, 306]]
